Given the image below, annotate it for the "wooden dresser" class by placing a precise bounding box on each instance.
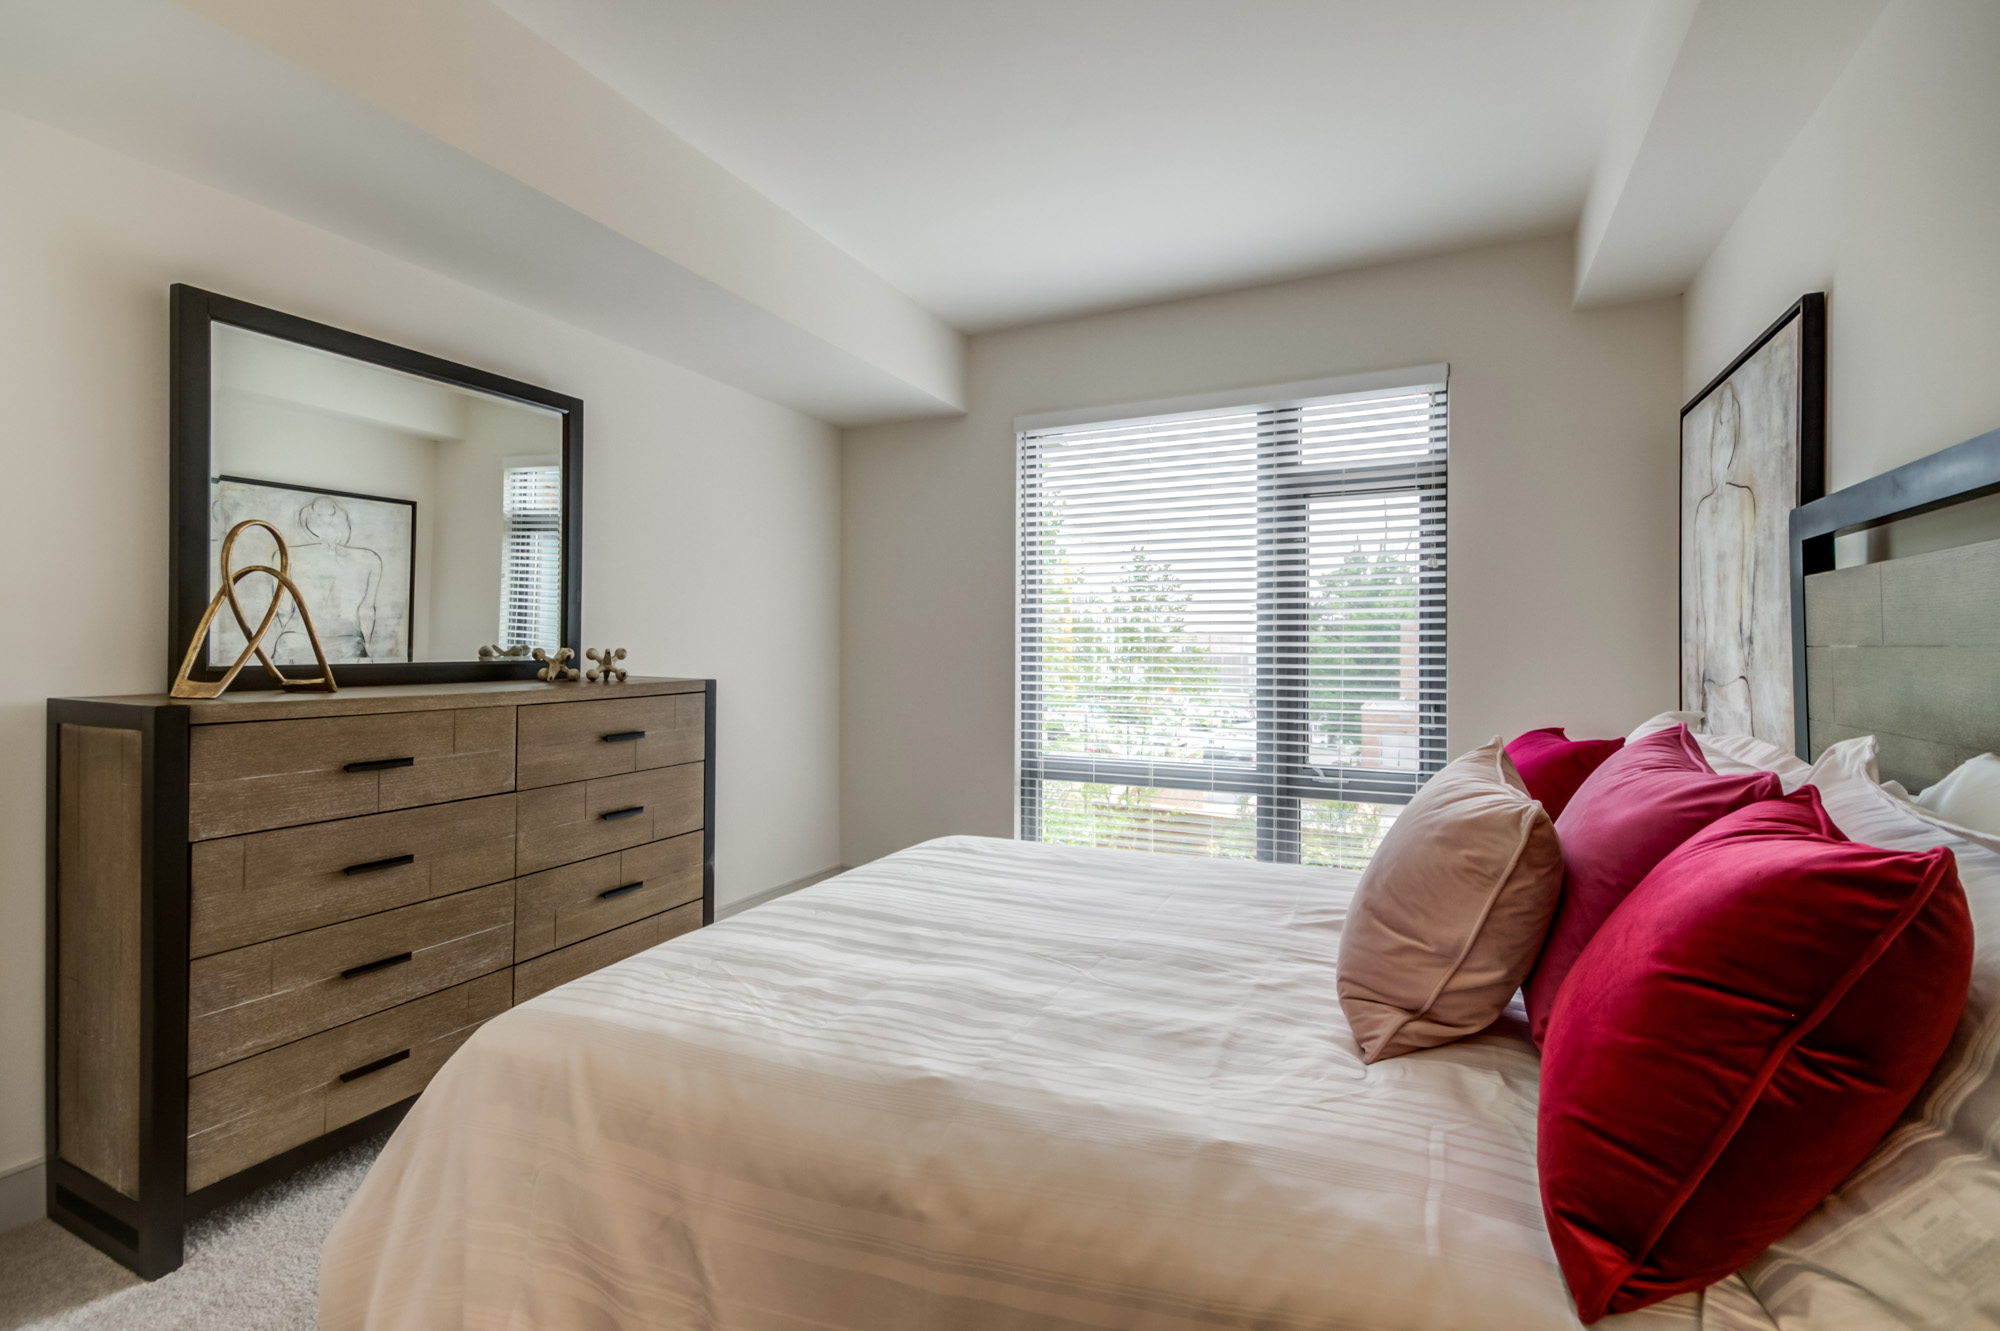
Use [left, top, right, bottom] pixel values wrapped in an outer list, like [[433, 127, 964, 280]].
[[44, 677, 714, 1277]]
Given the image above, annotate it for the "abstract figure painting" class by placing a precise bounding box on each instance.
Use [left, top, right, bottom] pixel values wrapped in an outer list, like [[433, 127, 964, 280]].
[[209, 476, 417, 664], [1680, 295, 1825, 749]]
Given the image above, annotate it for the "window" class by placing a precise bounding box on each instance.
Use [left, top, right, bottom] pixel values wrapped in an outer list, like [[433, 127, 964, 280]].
[[1017, 371, 1447, 868], [500, 463, 562, 649]]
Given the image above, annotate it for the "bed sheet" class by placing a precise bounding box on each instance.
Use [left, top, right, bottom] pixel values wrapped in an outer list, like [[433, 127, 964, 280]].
[[321, 835, 1739, 1330]]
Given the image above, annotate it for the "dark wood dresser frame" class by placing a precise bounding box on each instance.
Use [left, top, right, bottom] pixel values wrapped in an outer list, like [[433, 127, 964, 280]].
[[45, 678, 716, 1277]]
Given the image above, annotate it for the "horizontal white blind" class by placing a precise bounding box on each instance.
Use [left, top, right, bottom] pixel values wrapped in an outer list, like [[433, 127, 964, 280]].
[[499, 465, 562, 650], [1018, 379, 1446, 866]]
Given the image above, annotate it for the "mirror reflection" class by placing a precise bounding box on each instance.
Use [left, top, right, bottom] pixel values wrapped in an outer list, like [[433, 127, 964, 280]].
[[208, 324, 564, 666]]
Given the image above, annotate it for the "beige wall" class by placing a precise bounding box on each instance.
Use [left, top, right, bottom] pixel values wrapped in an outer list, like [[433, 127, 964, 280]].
[[1687, 0, 2000, 493], [840, 235, 1684, 867], [0, 108, 843, 1194]]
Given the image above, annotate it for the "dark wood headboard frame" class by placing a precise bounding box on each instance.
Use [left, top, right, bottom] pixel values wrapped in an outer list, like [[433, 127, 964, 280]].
[[1788, 424, 2000, 757]]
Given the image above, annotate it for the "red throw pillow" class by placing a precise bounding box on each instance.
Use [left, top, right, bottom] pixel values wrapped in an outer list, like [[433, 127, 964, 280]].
[[1538, 788, 1971, 1321], [1504, 727, 1624, 819], [1523, 725, 1779, 1045]]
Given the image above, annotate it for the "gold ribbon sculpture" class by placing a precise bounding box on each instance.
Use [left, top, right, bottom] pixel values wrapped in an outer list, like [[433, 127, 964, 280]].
[[170, 519, 339, 698]]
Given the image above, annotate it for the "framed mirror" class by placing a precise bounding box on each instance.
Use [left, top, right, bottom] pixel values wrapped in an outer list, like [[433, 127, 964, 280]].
[[169, 285, 582, 688]]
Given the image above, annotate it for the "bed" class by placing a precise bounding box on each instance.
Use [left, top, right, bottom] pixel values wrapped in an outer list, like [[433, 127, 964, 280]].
[[322, 431, 2000, 1330], [320, 834, 1753, 1330]]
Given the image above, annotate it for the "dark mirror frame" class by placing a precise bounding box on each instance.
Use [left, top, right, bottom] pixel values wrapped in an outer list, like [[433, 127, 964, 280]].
[[169, 284, 583, 688]]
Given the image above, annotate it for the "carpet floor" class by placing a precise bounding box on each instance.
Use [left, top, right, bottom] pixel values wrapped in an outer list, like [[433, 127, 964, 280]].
[[0, 1131, 386, 1331]]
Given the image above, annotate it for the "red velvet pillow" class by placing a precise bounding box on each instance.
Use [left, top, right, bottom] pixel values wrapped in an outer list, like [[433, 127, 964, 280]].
[[1504, 728, 1624, 819], [1538, 788, 1971, 1321], [1523, 725, 1779, 1045]]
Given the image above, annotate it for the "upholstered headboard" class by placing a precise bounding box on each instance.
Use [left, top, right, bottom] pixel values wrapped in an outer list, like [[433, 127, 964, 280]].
[[1791, 427, 2000, 791]]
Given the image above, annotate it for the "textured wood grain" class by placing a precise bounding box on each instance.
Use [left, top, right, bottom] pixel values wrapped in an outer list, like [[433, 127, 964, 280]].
[[512, 901, 703, 1004], [162, 677, 705, 724], [187, 883, 513, 1073], [185, 971, 510, 1191], [514, 831, 703, 962], [516, 693, 706, 789], [515, 763, 704, 875], [190, 794, 517, 957], [57, 724, 144, 1198], [188, 708, 515, 841]]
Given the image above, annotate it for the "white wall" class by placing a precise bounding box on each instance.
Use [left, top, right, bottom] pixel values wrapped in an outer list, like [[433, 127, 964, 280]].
[[0, 108, 843, 1201], [840, 235, 1683, 867], [212, 393, 442, 660], [1686, 0, 2000, 494]]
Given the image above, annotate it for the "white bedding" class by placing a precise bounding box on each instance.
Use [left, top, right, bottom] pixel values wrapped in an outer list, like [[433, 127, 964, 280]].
[[321, 835, 1735, 1330]]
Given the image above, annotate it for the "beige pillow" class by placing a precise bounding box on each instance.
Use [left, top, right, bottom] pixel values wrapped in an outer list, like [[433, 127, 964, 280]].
[[1336, 738, 1564, 1062]]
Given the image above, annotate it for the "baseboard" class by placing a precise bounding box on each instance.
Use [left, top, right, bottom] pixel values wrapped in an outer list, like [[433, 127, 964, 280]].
[[0, 1157, 46, 1234], [718, 866, 846, 919]]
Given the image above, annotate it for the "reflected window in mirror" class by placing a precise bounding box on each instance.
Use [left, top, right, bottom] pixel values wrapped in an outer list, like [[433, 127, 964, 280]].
[[502, 462, 563, 651]]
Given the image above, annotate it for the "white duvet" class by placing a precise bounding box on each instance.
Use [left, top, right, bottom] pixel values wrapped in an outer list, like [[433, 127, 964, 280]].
[[321, 835, 1743, 1330]]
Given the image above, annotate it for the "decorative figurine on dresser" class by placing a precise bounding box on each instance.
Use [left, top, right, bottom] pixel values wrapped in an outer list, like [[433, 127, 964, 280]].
[[45, 286, 715, 1278]]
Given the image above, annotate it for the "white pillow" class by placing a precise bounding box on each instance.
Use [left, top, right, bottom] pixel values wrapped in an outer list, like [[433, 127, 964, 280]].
[[1914, 754, 2000, 838], [1689, 729, 1884, 799], [1626, 710, 1704, 745], [1697, 730, 1811, 785], [1738, 760, 2000, 1328], [1800, 734, 1884, 794]]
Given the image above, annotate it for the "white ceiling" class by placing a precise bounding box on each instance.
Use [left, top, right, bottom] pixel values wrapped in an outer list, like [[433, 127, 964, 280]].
[[1575, 0, 1888, 306], [0, 0, 1887, 424], [493, 0, 1655, 332], [0, 0, 966, 425]]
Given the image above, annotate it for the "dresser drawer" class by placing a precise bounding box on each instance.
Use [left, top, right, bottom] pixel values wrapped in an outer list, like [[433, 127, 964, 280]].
[[515, 764, 703, 875], [514, 831, 702, 962], [512, 899, 703, 1004], [187, 882, 513, 1074], [185, 971, 510, 1192], [189, 707, 516, 840], [190, 794, 517, 958], [516, 691, 704, 790]]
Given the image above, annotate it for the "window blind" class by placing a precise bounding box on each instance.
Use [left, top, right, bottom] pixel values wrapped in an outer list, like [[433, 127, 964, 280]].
[[1017, 376, 1447, 867], [499, 464, 562, 650]]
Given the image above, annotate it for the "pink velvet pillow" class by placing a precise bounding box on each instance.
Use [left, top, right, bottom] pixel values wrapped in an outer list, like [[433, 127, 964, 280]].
[[1336, 739, 1563, 1062], [1538, 788, 1971, 1321], [1523, 725, 1780, 1045], [1504, 728, 1624, 819]]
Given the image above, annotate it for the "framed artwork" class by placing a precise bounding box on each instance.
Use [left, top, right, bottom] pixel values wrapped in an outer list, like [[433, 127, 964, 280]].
[[209, 475, 417, 665], [1679, 293, 1826, 749]]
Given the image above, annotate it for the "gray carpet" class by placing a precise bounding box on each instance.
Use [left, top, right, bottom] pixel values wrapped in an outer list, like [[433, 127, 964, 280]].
[[0, 1131, 387, 1331]]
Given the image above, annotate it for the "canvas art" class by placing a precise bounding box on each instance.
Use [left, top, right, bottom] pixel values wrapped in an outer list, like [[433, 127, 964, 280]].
[[209, 476, 416, 665], [1679, 297, 1824, 748]]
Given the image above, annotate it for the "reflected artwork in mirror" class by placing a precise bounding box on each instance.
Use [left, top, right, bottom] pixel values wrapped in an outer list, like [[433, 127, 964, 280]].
[[171, 286, 582, 688]]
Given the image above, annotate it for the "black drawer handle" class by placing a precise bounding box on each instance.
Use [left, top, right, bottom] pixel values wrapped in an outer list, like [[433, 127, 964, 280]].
[[343, 854, 416, 877], [598, 881, 645, 900], [602, 730, 646, 744], [337, 1049, 411, 1084], [344, 756, 416, 773], [341, 952, 413, 980], [600, 806, 645, 822]]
